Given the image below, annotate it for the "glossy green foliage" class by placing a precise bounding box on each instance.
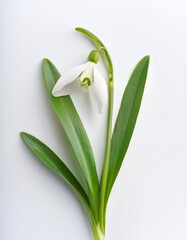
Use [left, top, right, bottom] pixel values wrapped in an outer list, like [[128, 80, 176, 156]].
[[42, 59, 99, 200], [20, 132, 89, 205], [105, 56, 150, 205], [20, 131, 99, 235]]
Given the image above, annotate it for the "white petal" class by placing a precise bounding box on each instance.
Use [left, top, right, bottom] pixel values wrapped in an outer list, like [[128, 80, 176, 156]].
[[52, 62, 88, 96], [55, 78, 81, 96], [89, 69, 108, 114]]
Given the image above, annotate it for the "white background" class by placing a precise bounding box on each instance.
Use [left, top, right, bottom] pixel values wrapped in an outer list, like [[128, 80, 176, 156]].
[[1, 0, 187, 239]]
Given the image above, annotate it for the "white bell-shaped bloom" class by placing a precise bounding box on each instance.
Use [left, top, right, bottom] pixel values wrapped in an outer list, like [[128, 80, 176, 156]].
[[52, 61, 107, 114]]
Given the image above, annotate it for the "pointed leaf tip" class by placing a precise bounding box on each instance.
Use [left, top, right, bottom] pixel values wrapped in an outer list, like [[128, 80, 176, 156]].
[[42, 58, 52, 67], [43, 58, 48, 63], [20, 131, 28, 139], [142, 55, 150, 63]]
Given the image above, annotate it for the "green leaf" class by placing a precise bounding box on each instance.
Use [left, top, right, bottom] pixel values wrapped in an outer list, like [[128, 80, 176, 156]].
[[105, 55, 150, 204], [20, 132, 100, 230], [20, 132, 89, 205], [42, 59, 99, 204]]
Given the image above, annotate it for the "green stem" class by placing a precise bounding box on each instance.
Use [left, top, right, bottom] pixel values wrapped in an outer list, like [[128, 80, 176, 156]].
[[86, 207, 104, 240], [91, 222, 105, 240], [99, 64, 113, 233], [75, 27, 114, 234]]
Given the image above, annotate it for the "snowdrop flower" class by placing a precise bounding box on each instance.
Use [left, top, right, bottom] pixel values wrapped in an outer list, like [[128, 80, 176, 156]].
[[52, 50, 107, 114]]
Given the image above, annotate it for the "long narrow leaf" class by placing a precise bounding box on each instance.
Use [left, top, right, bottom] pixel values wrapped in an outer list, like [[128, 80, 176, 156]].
[[20, 132, 89, 205], [42, 59, 99, 200], [20, 132, 99, 227], [105, 56, 150, 204]]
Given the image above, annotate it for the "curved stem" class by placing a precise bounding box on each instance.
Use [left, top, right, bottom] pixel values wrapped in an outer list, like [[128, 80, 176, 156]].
[[75, 27, 114, 234]]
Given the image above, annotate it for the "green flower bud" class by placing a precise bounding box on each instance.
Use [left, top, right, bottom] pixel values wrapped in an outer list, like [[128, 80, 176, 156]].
[[88, 50, 100, 63]]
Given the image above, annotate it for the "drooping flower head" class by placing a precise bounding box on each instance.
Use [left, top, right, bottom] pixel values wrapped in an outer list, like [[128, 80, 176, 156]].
[[52, 50, 107, 114]]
